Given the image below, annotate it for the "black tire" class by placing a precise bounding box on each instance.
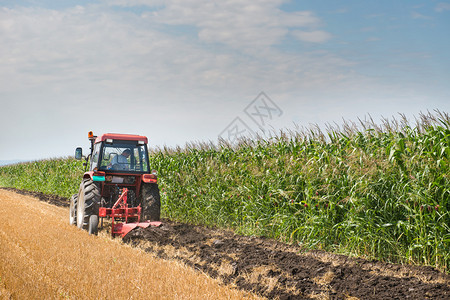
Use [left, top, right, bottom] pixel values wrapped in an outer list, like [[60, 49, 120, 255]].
[[69, 193, 78, 225], [88, 215, 99, 235], [140, 183, 161, 221], [77, 178, 101, 233]]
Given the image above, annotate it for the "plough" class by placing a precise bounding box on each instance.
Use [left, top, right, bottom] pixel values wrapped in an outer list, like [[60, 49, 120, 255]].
[[99, 188, 162, 237]]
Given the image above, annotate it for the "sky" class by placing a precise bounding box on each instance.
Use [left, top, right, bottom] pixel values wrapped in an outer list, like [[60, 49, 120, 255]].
[[1, 0, 449, 161]]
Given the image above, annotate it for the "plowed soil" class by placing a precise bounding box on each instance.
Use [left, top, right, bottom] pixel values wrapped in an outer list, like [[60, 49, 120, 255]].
[[4, 188, 449, 300]]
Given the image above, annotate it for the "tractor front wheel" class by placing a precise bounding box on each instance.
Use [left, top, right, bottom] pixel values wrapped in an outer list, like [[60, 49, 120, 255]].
[[76, 178, 101, 235], [140, 183, 161, 221], [69, 193, 78, 225], [88, 215, 99, 235]]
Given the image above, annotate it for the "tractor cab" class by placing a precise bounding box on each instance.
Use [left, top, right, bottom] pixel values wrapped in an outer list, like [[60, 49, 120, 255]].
[[76, 132, 150, 173], [90, 133, 150, 173], [75, 132, 157, 183]]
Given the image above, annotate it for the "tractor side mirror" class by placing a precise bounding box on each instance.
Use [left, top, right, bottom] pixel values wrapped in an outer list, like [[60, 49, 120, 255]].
[[75, 147, 83, 160]]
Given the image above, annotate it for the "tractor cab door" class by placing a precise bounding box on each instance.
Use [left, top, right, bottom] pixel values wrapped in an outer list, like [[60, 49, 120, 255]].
[[90, 143, 101, 171]]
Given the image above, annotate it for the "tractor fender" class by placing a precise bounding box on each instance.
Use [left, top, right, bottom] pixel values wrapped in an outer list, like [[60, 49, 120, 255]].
[[142, 173, 157, 184], [83, 171, 106, 182], [83, 172, 93, 181]]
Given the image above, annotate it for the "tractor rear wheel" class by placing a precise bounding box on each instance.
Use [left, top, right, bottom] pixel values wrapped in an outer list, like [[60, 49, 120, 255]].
[[140, 183, 161, 221], [77, 178, 101, 234], [69, 193, 78, 225]]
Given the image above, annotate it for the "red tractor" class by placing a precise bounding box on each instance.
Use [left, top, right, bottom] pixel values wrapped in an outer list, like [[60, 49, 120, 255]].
[[71, 131, 161, 237]]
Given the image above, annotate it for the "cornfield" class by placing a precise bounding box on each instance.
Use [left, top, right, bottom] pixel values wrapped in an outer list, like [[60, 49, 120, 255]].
[[0, 157, 83, 198], [1, 111, 449, 272]]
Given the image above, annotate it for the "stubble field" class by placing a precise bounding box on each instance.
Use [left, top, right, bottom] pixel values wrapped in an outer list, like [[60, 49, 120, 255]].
[[0, 189, 258, 300]]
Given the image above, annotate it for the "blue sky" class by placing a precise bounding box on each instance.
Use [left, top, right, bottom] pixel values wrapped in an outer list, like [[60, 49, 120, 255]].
[[1, 0, 449, 161]]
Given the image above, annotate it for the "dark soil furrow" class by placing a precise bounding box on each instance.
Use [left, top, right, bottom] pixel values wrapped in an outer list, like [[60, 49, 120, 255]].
[[124, 220, 450, 300]]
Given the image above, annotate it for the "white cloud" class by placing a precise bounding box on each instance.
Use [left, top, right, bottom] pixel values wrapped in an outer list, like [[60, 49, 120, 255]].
[[366, 37, 380, 42], [360, 26, 376, 32], [332, 8, 348, 14], [0, 2, 343, 99], [103, 0, 165, 6], [435, 2, 450, 12], [135, 0, 327, 50], [291, 30, 332, 43], [411, 12, 432, 20]]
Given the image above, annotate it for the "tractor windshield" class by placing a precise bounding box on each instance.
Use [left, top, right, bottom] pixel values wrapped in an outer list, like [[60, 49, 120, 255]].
[[97, 141, 149, 173]]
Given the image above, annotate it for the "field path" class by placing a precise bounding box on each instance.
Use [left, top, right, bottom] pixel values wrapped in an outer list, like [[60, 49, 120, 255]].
[[0, 190, 258, 299]]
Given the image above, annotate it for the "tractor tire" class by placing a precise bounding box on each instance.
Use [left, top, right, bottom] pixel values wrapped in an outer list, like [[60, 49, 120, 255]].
[[88, 215, 99, 235], [69, 193, 78, 225], [77, 178, 101, 234], [140, 183, 161, 221]]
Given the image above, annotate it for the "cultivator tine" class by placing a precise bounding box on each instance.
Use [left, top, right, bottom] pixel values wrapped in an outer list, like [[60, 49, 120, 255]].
[[116, 221, 163, 238]]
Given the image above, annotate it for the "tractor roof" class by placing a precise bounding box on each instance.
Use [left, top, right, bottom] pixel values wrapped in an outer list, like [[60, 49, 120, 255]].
[[95, 133, 148, 144]]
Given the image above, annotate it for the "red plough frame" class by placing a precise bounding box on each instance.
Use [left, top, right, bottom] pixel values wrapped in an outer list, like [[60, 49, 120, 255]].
[[99, 188, 162, 237]]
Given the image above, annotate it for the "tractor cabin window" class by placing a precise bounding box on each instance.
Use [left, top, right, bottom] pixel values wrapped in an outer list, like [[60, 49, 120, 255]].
[[99, 141, 149, 173]]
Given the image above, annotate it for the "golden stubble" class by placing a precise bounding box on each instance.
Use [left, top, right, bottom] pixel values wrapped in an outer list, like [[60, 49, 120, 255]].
[[0, 190, 261, 299]]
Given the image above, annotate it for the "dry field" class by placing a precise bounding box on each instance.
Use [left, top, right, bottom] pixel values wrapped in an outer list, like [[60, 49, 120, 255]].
[[0, 189, 259, 299]]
